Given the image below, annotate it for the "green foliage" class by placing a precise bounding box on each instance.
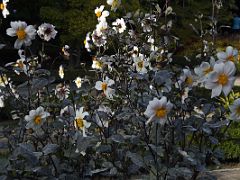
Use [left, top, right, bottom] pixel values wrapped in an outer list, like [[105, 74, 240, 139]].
[[221, 122, 240, 159]]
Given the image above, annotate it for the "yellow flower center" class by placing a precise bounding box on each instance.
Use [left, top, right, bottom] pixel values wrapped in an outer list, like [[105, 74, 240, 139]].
[[218, 73, 228, 85], [84, 39, 87, 45], [203, 67, 213, 75], [101, 82, 107, 91], [185, 77, 193, 85], [95, 61, 103, 69], [156, 107, 167, 118], [34, 115, 42, 125], [16, 29, 26, 40], [17, 61, 24, 69], [75, 78, 82, 88], [137, 61, 144, 69], [75, 118, 84, 129], [0, 3, 4, 10], [227, 55, 235, 62], [96, 11, 102, 18]]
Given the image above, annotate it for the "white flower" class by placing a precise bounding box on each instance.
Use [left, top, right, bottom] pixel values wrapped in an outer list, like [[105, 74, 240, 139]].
[[130, 46, 139, 58], [74, 77, 82, 88], [194, 58, 215, 84], [25, 106, 50, 130], [229, 98, 240, 121], [144, 96, 173, 125], [96, 20, 108, 35], [141, 14, 156, 32], [95, 77, 115, 100], [74, 107, 90, 137], [92, 30, 107, 47], [6, 21, 36, 49], [112, 18, 126, 33], [107, 0, 121, 11], [62, 45, 70, 57], [217, 46, 238, 63], [0, 0, 9, 18], [133, 54, 149, 73], [95, 5, 109, 21], [92, 58, 103, 70], [55, 83, 70, 100], [58, 65, 64, 79], [37, 23, 57, 41], [205, 61, 236, 98], [177, 68, 195, 89]]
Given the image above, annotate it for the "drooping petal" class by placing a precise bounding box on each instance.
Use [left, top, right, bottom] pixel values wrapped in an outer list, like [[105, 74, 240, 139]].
[[14, 39, 24, 49], [145, 114, 156, 125], [222, 83, 232, 96], [211, 85, 222, 98]]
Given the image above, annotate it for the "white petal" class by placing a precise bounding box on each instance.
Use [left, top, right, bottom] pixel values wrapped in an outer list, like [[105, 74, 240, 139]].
[[100, 5, 105, 11], [217, 52, 227, 61], [95, 81, 103, 90], [84, 121, 91, 128], [36, 106, 44, 114], [25, 25, 36, 39], [10, 21, 19, 30], [222, 83, 232, 96], [145, 115, 156, 125], [14, 39, 24, 49], [6, 28, 16, 37], [102, 11, 109, 18], [82, 112, 89, 118], [226, 46, 233, 57], [24, 37, 32, 46], [2, 9, 9, 18], [107, 79, 114, 86], [207, 71, 218, 82], [205, 81, 216, 89], [158, 118, 167, 125], [25, 115, 31, 122], [211, 85, 222, 98], [214, 63, 224, 74], [144, 106, 155, 118], [159, 96, 167, 106], [224, 61, 236, 76]]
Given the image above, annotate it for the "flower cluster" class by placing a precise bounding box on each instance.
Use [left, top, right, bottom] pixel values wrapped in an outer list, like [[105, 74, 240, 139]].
[[6, 21, 57, 49]]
